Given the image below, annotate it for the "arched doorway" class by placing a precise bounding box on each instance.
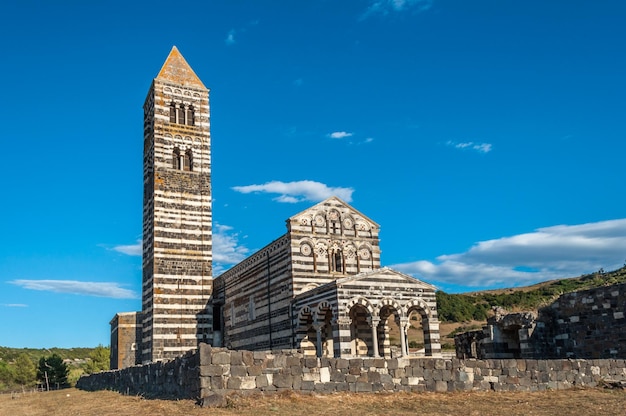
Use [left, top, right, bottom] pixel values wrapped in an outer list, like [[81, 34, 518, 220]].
[[296, 307, 317, 356], [349, 304, 372, 357]]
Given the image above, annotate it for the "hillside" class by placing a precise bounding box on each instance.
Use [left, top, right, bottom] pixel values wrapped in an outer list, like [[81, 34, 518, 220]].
[[437, 265, 626, 323]]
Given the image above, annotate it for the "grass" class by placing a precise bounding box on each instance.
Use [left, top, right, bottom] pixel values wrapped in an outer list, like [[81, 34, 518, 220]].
[[1, 387, 625, 416]]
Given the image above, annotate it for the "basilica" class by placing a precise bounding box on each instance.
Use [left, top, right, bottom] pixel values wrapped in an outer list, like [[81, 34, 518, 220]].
[[110, 47, 440, 369]]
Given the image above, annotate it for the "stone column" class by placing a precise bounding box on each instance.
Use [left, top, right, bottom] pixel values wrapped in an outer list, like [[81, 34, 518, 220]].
[[423, 318, 441, 357], [313, 323, 324, 358], [336, 317, 353, 357], [397, 317, 409, 357], [367, 316, 380, 357]]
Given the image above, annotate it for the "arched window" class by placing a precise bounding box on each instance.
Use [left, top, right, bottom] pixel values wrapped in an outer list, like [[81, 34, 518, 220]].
[[177, 105, 185, 125], [172, 147, 181, 169], [183, 149, 193, 171], [169, 102, 176, 123], [186, 105, 195, 126], [331, 249, 343, 273]]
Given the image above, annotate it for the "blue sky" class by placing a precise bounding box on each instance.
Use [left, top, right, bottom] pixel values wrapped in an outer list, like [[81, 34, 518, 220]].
[[1, 0, 626, 348]]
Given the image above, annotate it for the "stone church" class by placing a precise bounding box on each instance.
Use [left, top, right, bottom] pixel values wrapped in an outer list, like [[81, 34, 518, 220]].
[[110, 47, 440, 369]]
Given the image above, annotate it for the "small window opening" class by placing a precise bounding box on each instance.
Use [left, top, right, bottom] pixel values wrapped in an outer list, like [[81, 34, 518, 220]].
[[186, 105, 195, 126], [172, 147, 181, 169]]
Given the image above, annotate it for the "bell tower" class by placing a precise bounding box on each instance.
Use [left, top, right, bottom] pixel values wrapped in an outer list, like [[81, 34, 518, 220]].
[[141, 46, 213, 363]]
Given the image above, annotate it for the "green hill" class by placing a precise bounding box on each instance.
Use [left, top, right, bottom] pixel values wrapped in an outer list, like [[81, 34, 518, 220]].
[[436, 265, 626, 323]]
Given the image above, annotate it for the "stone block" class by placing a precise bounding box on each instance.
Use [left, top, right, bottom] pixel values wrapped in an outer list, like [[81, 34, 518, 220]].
[[372, 358, 386, 368], [320, 367, 331, 383], [387, 359, 399, 370], [199, 344, 212, 366], [227, 376, 256, 390], [213, 352, 231, 365], [335, 359, 349, 369], [230, 365, 247, 377], [301, 380, 315, 391], [331, 370, 346, 382], [290, 366, 303, 376], [286, 356, 302, 367], [200, 392, 227, 408], [435, 380, 448, 392], [356, 382, 372, 392], [368, 371, 381, 383], [273, 374, 294, 388], [230, 351, 243, 365], [256, 374, 272, 388], [248, 365, 262, 376], [200, 365, 228, 377], [305, 358, 318, 368], [241, 351, 254, 366]]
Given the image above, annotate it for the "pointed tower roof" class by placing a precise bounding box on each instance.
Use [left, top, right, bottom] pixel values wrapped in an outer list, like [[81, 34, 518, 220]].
[[156, 46, 206, 89]]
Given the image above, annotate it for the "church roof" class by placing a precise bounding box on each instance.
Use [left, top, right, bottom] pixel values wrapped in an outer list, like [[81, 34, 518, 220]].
[[335, 267, 437, 291], [156, 46, 206, 89], [288, 196, 380, 228]]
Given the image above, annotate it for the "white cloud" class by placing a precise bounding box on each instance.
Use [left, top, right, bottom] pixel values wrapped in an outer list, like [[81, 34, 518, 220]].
[[9, 280, 138, 299], [225, 29, 236, 45], [213, 223, 250, 267], [2, 304, 28, 307], [446, 141, 492, 154], [232, 180, 354, 203], [392, 218, 626, 291], [112, 241, 142, 256], [362, 0, 433, 19], [329, 131, 354, 139]]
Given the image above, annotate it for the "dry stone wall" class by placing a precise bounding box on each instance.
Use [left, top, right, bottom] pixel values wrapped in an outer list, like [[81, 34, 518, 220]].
[[78, 344, 626, 401]]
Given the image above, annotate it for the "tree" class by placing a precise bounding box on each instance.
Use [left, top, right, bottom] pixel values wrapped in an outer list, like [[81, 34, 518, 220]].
[[13, 353, 36, 386], [37, 354, 69, 389], [0, 360, 15, 390], [82, 345, 110, 374]]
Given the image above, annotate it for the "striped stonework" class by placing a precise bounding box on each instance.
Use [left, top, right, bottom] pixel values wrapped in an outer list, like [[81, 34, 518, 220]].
[[141, 47, 213, 363]]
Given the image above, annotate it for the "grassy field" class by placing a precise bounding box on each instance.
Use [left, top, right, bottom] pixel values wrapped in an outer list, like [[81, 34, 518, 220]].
[[1, 387, 624, 416]]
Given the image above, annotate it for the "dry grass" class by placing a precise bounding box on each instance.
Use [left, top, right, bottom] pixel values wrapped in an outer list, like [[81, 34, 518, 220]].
[[1, 387, 624, 416]]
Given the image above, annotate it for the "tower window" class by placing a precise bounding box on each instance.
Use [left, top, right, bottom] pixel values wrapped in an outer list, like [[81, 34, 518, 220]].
[[332, 250, 343, 273], [186, 105, 195, 126], [172, 147, 181, 169], [183, 149, 193, 171], [169, 102, 176, 123], [177, 105, 186, 125]]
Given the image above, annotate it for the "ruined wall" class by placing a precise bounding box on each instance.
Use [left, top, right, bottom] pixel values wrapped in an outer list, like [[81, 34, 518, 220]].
[[531, 283, 626, 358], [110, 312, 143, 369], [78, 344, 626, 401], [456, 283, 626, 360]]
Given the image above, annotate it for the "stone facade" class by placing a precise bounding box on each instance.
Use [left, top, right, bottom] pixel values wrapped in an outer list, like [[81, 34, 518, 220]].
[[110, 47, 440, 369], [213, 197, 441, 359], [456, 283, 626, 360], [140, 46, 214, 363], [79, 344, 626, 402], [110, 312, 143, 369]]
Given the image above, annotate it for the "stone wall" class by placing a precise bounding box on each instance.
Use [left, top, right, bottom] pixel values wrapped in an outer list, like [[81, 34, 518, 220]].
[[455, 283, 626, 360], [78, 343, 626, 402]]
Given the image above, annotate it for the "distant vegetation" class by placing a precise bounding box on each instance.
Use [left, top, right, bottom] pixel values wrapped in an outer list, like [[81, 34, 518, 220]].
[[436, 265, 626, 323], [0, 346, 109, 391], [2, 266, 625, 390]]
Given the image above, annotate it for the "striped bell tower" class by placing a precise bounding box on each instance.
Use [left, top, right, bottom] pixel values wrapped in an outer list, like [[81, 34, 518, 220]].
[[141, 46, 213, 363]]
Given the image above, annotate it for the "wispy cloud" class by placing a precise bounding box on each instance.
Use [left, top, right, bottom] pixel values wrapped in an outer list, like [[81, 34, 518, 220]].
[[112, 240, 142, 256], [225, 29, 236, 45], [446, 141, 492, 154], [9, 280, 139, 299], [361, 0, 433, 19], [233, 180, 354, 203], [213, 223, 250, 267], [392, 218, 626, 291], [328, 131, 354, 139], [2, 303, 28, 308]]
